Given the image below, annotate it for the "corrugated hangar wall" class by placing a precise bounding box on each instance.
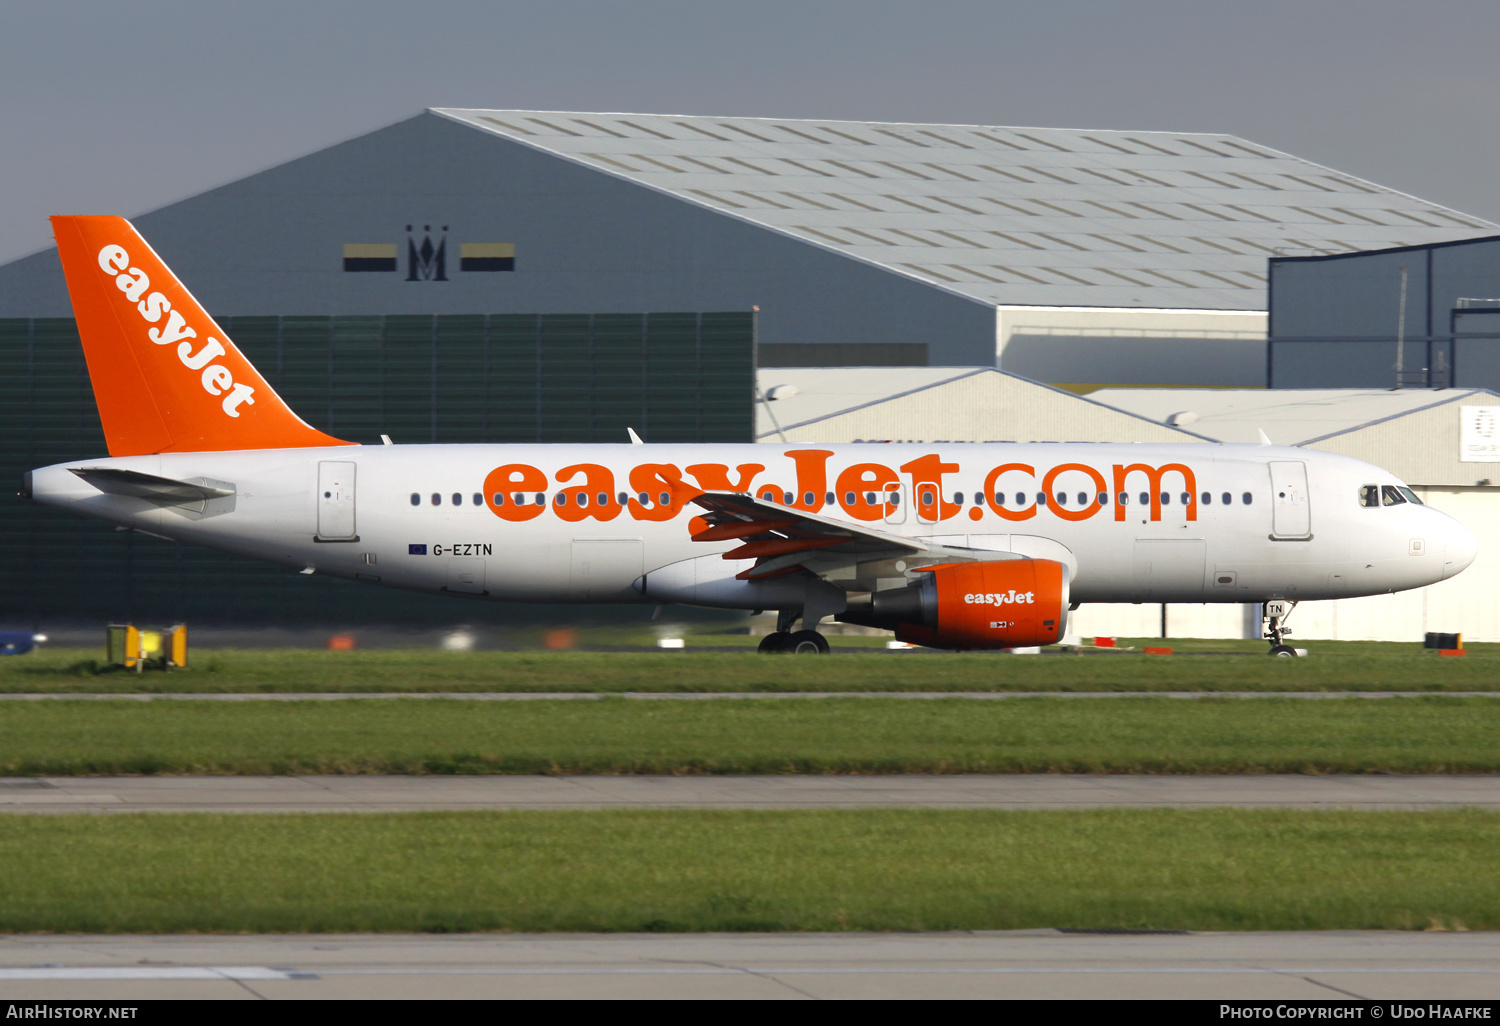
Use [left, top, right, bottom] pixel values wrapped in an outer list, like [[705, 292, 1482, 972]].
[[0, 312, 752, 625], [1270, 236, 1500, 391], [0, 112, 997, 366]]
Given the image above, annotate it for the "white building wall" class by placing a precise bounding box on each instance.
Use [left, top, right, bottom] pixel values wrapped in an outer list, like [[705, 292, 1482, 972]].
[[996, 306, 1268, 389]]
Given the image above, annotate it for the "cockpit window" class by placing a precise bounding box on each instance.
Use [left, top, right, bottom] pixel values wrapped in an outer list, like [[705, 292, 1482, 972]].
[[1359, 484, 1379, 508], [1398, 487, 1423, 505], [1381, 485, 1407, 506]]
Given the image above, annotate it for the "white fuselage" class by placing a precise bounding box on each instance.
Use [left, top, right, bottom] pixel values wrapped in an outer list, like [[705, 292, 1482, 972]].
[[27, 442, 1476, 610]]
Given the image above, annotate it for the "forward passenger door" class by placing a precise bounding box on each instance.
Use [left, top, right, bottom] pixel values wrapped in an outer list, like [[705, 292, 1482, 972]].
[[1269, 461, 1311, 539]]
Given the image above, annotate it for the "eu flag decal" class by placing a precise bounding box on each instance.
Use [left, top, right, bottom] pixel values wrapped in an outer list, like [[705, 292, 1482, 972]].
[[343, 244, 398, 272], [408, 544, 428, 555], [460, 243, 515, 272]]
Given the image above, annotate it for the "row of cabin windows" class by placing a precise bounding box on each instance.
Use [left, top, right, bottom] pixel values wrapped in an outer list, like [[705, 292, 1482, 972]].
[[989, 490, 1252, 508], [412, 493, 487, 507], [753, 489, 1253, 508], [1359, 484, 1423, 508], [414, 489, 1259, 509], [411, 491, 675, 508]]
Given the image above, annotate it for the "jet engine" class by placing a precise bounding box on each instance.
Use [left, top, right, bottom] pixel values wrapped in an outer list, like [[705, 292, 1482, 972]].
[[844, 558, 1070, 650]]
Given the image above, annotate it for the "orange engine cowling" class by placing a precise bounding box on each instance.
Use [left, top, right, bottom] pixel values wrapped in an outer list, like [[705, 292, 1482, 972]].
[[888, 559, 1070, 650]]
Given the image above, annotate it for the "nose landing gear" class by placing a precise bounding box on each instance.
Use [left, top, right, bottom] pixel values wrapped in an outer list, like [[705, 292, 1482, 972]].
[[1262, 600, 1302, 657]]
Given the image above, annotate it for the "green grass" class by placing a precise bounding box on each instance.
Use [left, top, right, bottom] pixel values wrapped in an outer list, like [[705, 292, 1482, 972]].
[[0, 809, 1493, 932], [1, 696, 1497, 774], [5, 643, 1499, 693]]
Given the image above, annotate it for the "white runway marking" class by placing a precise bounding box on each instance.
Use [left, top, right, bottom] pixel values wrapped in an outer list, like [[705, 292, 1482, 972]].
[[0, 967, 299, 980]]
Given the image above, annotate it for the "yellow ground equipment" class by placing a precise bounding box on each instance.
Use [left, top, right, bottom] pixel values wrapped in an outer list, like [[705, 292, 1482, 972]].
[[106, 624, 187, 671]]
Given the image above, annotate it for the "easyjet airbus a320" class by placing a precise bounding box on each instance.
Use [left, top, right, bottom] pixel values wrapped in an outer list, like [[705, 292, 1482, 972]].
[[23, 217, 1477, 654]]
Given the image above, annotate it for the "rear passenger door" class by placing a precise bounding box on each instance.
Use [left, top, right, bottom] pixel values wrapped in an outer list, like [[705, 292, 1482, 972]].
[[316, 461, 357, 541]]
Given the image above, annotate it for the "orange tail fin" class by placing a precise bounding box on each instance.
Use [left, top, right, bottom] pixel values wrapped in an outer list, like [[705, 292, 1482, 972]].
[[51, 215, 353, 456]]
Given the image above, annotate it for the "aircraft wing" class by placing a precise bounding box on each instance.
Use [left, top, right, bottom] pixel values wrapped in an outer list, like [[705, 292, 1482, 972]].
[[689, 490, 1006, 581]]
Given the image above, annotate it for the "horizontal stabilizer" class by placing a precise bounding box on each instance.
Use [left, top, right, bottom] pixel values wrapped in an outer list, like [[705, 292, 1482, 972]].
[[70, 467, 235, 508]]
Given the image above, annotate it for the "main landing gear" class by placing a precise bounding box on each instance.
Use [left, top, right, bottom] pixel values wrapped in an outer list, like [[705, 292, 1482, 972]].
[[758, 609, 831, 654], [1262, 600, 1302, 657]]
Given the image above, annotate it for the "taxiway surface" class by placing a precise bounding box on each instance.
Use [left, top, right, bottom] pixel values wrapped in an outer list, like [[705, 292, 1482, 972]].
[[0, 774, 1496, 812], [0, 931, 1497, 999]]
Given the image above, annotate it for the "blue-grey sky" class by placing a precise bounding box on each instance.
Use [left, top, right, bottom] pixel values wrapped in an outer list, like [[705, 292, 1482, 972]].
[[4, 0, 1499, 265]]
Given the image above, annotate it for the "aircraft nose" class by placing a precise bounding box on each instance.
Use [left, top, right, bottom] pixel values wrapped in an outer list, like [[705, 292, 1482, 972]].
[[1442, 516, 1478, 580]]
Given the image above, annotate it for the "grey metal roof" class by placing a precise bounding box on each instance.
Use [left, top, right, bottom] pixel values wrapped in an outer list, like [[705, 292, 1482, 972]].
[[436, 108, 1497, 312], [1089, 387, 1498, 444]]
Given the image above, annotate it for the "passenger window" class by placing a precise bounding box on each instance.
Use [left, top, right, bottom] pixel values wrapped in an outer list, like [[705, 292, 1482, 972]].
[[617, 492, 628, 505], [887, 491, 900, 506], [804, 491, 815, 505], [534, 493, 545, 506], [1055, 493, 1067, 506], [760, 489, 776, 502], [1359, 484, 1380, 508], [994, 492, 1006, 505], [1221, 492, 1231, 505], [410, 493, 420, 506], [845, 491, 856, 505], [1139, 492, 1149, 506], [1201, 492, 1211, 506], [577, 493, 589, 508], [1015, 492, 1026, 506], [1382, 485, 1407, 506], [952, 492, 964, 505], [1181, 492, 1191, 505], [492, 492, 504, 506], [1398, 487, 1423, 505], [598, 492, 609, 506], [430, 493, 441, 506], [472, 493, 482, 506], [1037, 493, 1047, 506], [1078, 492, 1089, 506], [452, 493, 462, 506], [1097, 492, 1108, 506], [783, 492, 794, 504], [825, 492, 836, 505], [659, 492, 671, 506], [1119, 493, 1129, 505], [921, 490, 935, 505], [1242, 492, 1253, 505], [555, 493, 567, 505], [1160, 492, 1171, 506]]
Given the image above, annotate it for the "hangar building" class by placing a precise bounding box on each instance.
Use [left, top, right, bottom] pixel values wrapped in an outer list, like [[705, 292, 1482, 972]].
[[1, 108, 1492, 386], [1270, 234, 1500, 392]]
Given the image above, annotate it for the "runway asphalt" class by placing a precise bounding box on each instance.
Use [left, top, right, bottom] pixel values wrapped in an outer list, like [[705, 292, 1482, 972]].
[[1, 930, 1497, 999], [1, 774, 1496, 812]]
